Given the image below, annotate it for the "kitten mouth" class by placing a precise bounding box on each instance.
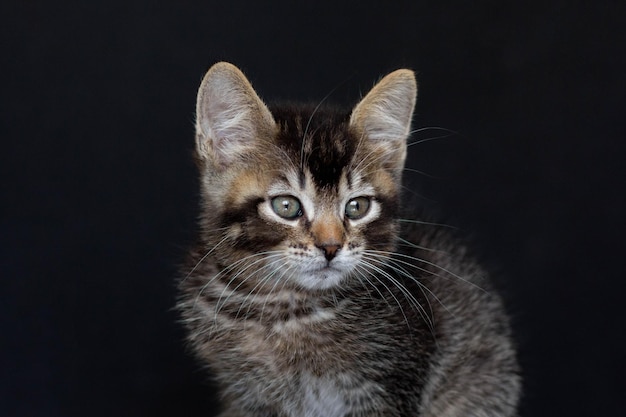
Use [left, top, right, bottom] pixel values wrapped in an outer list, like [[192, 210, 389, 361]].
[[312, 262, 341, 274], [311, 266, 336, 276], [299, 267, 344, 290], [304, 264, 343, 279]]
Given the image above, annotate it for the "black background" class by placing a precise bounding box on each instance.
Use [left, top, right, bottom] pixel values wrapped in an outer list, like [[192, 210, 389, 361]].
[[2, 1, 625, 416]]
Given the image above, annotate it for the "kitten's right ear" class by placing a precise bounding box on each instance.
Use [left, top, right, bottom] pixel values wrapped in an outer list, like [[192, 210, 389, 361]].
[[195, 62, 276, 168]]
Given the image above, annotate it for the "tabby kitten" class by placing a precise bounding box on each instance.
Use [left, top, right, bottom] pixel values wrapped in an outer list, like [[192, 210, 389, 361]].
[[178, 62, 521, 417]]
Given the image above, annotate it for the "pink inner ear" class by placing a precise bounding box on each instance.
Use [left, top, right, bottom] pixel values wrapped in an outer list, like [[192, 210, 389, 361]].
[[196, 69, 277, 167], [212, 127, 252, 163], [349, 70, 416, 145], [197, 89, 256, 165]]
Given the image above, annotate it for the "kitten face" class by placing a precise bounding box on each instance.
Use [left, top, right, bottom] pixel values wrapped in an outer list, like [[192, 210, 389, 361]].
[[207, 114, 400, 292], [194, 62, 416, 293]]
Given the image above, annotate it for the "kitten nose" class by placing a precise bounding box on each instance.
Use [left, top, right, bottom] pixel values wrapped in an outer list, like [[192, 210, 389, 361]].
[[311, 216, 344, 262], [317, 243, 341, 262]]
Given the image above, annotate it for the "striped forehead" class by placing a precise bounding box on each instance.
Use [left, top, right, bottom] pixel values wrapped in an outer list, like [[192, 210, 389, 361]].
[[303, 127, 354, 189], [271, 105, 354, 190]]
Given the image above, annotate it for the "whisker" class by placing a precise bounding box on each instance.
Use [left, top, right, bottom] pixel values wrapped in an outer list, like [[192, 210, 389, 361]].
[[408, 126, 460, 136], [356, 260, 413, 331], [360, 255, 434, 332], [242, 257, 293, 322], [258, 260, 298, 324], [395, 237, 444, 253], [396, 218, 458, 229], [188, 253, 281, 337], [214, 253, 284, 321], [191, 251, 280, 316], [353, 264, 392, 311], [182, 233, 232, 283], [367, 250, 488, 294], [383, 257, 454, 321], [407, 133, 457, 147], [402, 166, 442, 180], [192, 255, 251, 309], [235, 256, 286, 317]]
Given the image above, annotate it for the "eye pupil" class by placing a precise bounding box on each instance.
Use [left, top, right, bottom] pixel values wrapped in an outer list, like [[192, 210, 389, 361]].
[[271, 196, 302, 219]]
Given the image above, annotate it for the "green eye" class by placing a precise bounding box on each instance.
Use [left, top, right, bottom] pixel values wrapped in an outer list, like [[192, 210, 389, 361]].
[[345, 197, 371, 220], [271, 196, 303, 219]]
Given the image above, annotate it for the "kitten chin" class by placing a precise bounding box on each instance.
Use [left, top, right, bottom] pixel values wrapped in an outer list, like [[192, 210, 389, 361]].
[[296, 265, 347, 290], [178, 62, 521, 417]]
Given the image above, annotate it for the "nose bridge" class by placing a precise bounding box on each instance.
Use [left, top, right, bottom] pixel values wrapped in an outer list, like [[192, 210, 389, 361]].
[[311, 204, 344, 245]]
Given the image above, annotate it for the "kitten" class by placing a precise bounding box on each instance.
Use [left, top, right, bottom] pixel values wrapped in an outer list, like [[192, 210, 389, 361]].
[[178, 62, 521, 417]]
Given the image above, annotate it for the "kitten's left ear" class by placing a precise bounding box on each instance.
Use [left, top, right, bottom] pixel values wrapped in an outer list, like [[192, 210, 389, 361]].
[[349, 69, 417, 171]]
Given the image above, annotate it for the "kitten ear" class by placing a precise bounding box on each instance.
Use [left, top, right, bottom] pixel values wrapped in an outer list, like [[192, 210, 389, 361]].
[[349, 69, 417, 170], [195, 62, 276, 168]]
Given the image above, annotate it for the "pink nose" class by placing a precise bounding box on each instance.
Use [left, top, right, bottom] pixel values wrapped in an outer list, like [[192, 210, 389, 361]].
[[317, 244, 340, 261]]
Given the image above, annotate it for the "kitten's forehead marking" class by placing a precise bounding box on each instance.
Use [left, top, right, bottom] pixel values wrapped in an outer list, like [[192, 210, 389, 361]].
[[345, 169, 353, 190], [340, 169, 374, 199], [298, 169, 306, 190]]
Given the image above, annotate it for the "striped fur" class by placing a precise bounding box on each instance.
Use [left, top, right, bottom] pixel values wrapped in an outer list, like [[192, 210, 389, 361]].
[[178, 63, 521, 417]]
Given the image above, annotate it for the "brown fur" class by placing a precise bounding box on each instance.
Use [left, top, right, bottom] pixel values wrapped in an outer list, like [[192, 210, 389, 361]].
[[178, 62, 521, 417]]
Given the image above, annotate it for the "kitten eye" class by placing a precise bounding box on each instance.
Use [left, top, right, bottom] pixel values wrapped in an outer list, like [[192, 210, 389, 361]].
[[345, 197, 371, 220], [271, 196, 303, 219]]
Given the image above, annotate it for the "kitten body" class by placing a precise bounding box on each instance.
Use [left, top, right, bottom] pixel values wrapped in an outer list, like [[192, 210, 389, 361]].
[[178, 62, 521, 417]]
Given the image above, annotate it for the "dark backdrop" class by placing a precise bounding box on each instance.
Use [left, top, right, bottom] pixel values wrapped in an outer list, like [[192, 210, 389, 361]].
[[2, 1, 625, 416]]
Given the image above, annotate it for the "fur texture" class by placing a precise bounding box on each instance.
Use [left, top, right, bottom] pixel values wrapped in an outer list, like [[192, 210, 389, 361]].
[[178, 62, 521, 417]]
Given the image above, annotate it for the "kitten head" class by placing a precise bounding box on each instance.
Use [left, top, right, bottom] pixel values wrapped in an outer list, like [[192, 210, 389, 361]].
[[194, 62, 416, 291]]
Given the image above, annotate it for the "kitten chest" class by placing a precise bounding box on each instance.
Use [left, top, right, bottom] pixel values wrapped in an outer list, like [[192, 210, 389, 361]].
[[215, 303, 390, 416]]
